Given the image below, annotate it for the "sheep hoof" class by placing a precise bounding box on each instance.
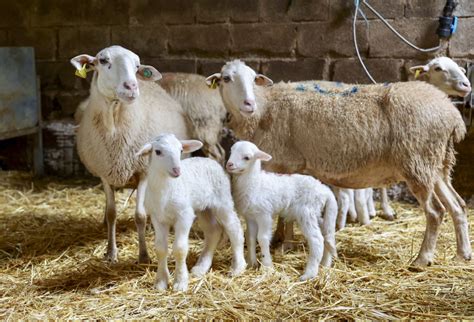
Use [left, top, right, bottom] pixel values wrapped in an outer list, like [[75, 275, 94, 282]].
[[191, 265, 209, 277], [138, 252, 151, 264], [378, 212, 396, 221], [173, 280, 188, 292], [230, 261, 247, 276], [454, 251, 472, 262], [154, 279, 168, 291], [104, 248, 118, 263], [299, 272, 317, 281], [411, 255, 433, 267]]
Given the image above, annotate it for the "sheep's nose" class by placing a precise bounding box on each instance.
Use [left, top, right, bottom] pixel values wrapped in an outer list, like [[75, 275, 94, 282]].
[[172, 167, 181, 177], [226, 162, 234, 169], [123, 81, 138, 90], [461, 81, 471, 88], [244, 99, 255, 107]]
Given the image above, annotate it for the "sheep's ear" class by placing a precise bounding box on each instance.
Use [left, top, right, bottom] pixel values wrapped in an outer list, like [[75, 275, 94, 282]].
[[205, 73, 221, 89], [70, 54, 96, 71], [135, 143, 153, 158], [181, 140, 203, 153], [138, 65, 162, 81], [255, 74, 273, 86], [255, 150, 272, 162], [409, 65, 429, 78], [459, 66, 467, 74]]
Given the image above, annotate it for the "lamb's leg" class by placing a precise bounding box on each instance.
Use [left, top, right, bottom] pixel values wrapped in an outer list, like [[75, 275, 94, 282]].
[[408, 182, 445, 266], [297, 214, 324, 281], [336, 189, 350, 230], [172, 213, 194, 292], [354, 189, 370, 225], [271, 217, 285, 247], [283, 221, 295, 252], [379, 187, 396, 221], [152, 219, 170, 291], [246, 218, 258, 267], [366, 188, 377, 219], [191, 211, 223, 276], [213, 207, 246, 276], [135, 178, 151, 264], [435, 179, 472, 261], [255, 215, 274, 268], [347, 189, 357, 223], [102, 179, 118, 263]]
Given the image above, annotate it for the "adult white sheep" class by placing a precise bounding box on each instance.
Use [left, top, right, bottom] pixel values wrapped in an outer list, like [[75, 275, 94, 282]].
[[206, 60, 471, 266], [227, 141, 337, 280], [136, 134, 246, 291], [71, 45, 191, 264]]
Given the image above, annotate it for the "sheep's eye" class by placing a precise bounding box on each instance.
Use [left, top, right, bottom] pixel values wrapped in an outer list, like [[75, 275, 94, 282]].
[[155, 150, 161, 156], [223, 76, 231, 83], [434, 66, 443, 72], [99, 58, 109, 65], [243, 156, 250, 161]]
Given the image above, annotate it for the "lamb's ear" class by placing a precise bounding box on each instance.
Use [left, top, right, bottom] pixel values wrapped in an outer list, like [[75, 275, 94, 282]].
[[409, 65, 429, 78], [205, 73, 221, 89], [181, 140, 203, 153], [255, 74, 273, 86], [70, 54, 96, 71], [138, 65, 162, 81], [459, 66, 467, 74], [255, 150, 272, 162], [135, 143, 153, 158]]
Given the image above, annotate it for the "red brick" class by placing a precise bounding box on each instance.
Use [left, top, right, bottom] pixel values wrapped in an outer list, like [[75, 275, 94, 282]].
[[196, 0, 229, 23], [368, 18, 439, 58], [9, 28, 57, 60], [332, 58, 403, 83], [111, 26, 168, 58], [59, 27, 111, 59], [228, 0, 259, 22], [130, 0, 195, 25], [144, 58, 196, 74], [297, 21, 368, 58], [231, 23, 296, 56], [449, 17, 474, 57], [169, 24, 230, 56], [260, 59, 326, 82]]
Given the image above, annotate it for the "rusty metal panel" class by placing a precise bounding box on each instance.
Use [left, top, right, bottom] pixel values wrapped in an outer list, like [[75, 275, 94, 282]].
[[0, 47, 38, 136]]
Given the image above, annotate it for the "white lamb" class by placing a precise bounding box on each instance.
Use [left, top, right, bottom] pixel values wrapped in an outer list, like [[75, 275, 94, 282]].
[[227, 141, 338, 281], [136, 134, 246, 291]]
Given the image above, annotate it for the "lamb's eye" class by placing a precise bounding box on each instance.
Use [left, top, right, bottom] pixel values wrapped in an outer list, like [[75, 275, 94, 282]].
[[434, 66, 443, 72], [223, 76, 231, 83], [243, 156, 250, 161], [99, 58, 108, 65], [155, 150, 161, 156]]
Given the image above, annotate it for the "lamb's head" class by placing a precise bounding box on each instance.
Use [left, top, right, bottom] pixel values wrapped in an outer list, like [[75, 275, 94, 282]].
[[206, 60, 273, 116], [410, 57, 471, 97], [135, 134, 202, 178], [70, 45, 162, 104], [226, 141, 272, 174]]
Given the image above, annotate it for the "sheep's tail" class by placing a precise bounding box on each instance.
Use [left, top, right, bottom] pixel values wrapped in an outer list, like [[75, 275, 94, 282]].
[[322, 193, 338, 260]]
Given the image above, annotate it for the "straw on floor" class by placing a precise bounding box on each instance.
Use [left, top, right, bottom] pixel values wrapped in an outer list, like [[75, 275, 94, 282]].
[[0, 171, 473, 319]]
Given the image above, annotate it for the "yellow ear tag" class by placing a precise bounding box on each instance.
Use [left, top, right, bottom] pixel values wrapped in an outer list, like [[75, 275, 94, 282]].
[[414, 69, 421, 79], [75, 64, 88, 78], [209, 78, 217, 89]]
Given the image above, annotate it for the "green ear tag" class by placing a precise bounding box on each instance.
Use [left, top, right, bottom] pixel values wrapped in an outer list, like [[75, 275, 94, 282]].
[[143, 68, 152, 78]]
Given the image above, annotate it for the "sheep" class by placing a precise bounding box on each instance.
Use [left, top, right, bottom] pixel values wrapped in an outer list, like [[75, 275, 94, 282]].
[[157, 73, 227, 164], [71, 45, 194, 264], [206, 59, 471, 266], [136, 134, 246, 291], [227, 141, 337, 280]]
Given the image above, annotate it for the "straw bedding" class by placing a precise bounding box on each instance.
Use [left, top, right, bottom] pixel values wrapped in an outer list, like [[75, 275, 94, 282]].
[[0, 171, 473, 319]]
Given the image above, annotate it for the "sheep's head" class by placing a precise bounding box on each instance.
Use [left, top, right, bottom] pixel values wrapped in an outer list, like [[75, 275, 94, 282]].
[[135, 134, 202, 178], [206, 60, 273, 116], [226, 141, 272, 174], [70, 46, 162, 104], [410, 57, 471, 97]]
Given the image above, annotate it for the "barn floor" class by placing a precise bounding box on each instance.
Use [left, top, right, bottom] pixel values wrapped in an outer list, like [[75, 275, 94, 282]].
[[0, 171, 473, 319]]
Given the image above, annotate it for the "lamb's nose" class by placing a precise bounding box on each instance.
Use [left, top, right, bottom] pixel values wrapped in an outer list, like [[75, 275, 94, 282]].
[[226, 162, 234, 169], [123, 81, 137, 90], [244, 99, 255, 106], [172, 167, 181, 177]]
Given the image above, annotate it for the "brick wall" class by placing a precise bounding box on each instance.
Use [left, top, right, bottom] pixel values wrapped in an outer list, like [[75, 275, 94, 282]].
[[0, 0, 473, 195]]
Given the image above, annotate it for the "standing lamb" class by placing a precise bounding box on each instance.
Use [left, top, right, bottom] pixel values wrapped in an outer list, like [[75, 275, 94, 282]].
[[227, 141, 337, 280], [71, 45, 191, 264], [136, 134, 246, 291], [206, 60, 471, 266]]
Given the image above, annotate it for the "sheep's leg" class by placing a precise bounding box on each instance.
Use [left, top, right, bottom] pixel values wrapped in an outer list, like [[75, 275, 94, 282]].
[[255, 215, 274, 268], [366, 189, 377, 219], [354, 189, 371, 225], [172, 212, 194, 292], [347, 189, 358, 223], [408, 182, 445, 266], [191, 212, 223, 276], [213, 207, 246, 276], [336, 189, 350, 230], [435, 179, 472, 261], [245, 218, 258, 267], [135, 178, 151, 264], [445, 177, 467, 211], [102, 179, 118, 263], [379, 187, 396, 221], [152, 219, 170, 291], [297, 214, 324, 281]]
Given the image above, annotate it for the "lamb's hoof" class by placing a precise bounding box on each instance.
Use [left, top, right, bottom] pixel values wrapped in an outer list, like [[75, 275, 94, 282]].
[[230, 261, 247, 276], [378, 212, 396, 221], [105, 249, 118, 263], [137, 252, 151, 264], [299, 272, 317, 281], [247, 259, 259, 269], [154, 279, 168, 291], [454, 251, 472, 262], [173, 280, 188, 292], [191, 265, 209, 277], [410, 255, 433, 268]]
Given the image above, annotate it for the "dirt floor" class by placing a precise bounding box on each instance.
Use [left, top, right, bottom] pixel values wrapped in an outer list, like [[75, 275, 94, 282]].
[[0, 171, 473, 319]]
